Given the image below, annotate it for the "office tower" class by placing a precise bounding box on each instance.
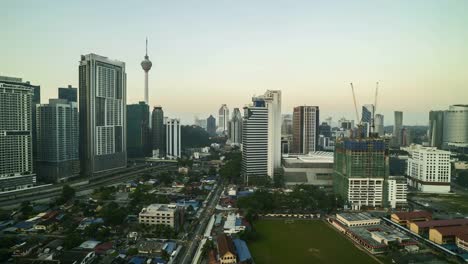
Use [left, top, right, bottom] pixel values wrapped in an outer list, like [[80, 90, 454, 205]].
[[393, 111, 403, 146], [428, 110, 444, 149], [241, 99, 269, 181], [281, 114, 293, 136], [207, 115, 216, 136], [338, 118, 354, 130], [166, 118, 181, 159], [292, 106, 319, 154], [79, 54, 127, 176], [361, 104, 374, 137], [318, 122, 331, 138], [375, 114, 384, 136], [387, 176, 408, 209], [229, 108, 242, 144], [0, 77, 36, 191], [36, 99, 79, 182], [400, 128, 412, 147], [442, 105, 468, 148], [58, 85, 78, 102], [242, 90, 282, 180], [218, 104, 230, 135], [334, 138, 389, 210], [141, 38, 153, 104], [127, 102, 150, 158], [405, 144, 451, 193], [152, 106, 165, 157], [261, 90, 282, 176]]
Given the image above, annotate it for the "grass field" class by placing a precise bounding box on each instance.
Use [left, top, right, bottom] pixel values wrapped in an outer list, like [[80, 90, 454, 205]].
[[248, 220, 379, 264]]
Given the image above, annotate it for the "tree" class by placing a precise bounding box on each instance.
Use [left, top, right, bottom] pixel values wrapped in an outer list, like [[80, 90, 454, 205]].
[[57, 185, 76, 205], [201, 240, 215, 257], [219, 152, 241, 183], [100, 202, 128, 226], [63, 232, 83, 249], [20, 201, 33, 218], [127, 248, 138, 256], [181, 125, 211, 149]]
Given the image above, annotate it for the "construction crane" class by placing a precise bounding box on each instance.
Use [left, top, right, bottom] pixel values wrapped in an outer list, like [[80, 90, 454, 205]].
[[350, 82, 362, 138]]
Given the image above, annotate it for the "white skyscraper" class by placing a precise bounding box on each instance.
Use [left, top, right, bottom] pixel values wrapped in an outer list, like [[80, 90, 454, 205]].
[[242, 90, 282, 180], [443, 105, 468, 148], [375, 114, 384, 136], [79, 54, 127, 176], [218, 104, 230, 135], [166, 118, 181, 159]]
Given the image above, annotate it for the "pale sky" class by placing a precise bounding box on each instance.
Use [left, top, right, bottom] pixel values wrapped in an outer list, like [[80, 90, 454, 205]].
[[2, 0, 467, 125]]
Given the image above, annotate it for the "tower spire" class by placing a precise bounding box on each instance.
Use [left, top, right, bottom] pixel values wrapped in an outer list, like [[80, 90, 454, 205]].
[[145, 37, 148, 57]]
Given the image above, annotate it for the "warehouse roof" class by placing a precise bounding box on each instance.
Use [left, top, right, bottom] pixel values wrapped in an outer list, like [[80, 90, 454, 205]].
[[414, 218, 468, 228], [433, 225, 468, 236], [393, 211, 432, 221]]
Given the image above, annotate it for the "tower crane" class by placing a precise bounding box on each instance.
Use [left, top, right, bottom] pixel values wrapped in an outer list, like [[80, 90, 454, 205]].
[[371, 82, 379, 136]]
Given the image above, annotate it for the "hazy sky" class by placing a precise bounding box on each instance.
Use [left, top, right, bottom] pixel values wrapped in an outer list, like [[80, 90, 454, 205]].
[[2, 0, 467, 125]]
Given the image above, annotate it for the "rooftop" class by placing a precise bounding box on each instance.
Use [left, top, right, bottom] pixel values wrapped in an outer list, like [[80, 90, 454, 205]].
[[141, 204, 177, 213], [283, 152, 334, 164], [338, 212, 380, 222], [393, 211, 432, 221], [433, 225, 468, 236], [233, 239, 252, 262], [217, 234, 235, 257], [414, 218, 468, 228]]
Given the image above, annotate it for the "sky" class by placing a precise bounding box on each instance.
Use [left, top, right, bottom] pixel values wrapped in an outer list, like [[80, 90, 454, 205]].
[[2, 0, 468, 125]]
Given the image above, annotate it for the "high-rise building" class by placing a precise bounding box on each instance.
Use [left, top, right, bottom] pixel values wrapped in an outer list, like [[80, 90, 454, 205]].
[[241, 99, 268, 181], [0, 77, 36, 191], [428, 110, 444, 149], [375, 114, 384, 136], [127, 102, 150, 158], [281, 114, 293, 136], [194, 116, 207, 130], [166, 118, 181, 159], [151, 106, 165, 157], [207, 115, 216, 136], [79, 54, 127, 176], [260, 90, 282, 176], [218, 104, 230, 135], [318, 122, 331, 138], [387, 176, 408, 209], [229, 108, 242, 144], [36, 99, 79, 182], [442, 105, 468, 148], [334, 138, 389, 210], [404, 144, 451, 193], [58, 85, 78, 102], [338, 118, 354, 130], [292, 106, 319, 154], [400, 127, 412, 147], [361, 104, 374, 137], [242, 90, 282, 180], [393, 111, 403, 146], [141, 38, 153, 105]]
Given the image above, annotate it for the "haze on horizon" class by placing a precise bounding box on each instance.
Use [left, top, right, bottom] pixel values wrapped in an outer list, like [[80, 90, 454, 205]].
[[1, 0, 467, 125]]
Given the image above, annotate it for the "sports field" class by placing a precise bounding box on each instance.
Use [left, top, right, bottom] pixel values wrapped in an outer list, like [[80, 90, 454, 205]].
[[248, 219, 379, 264]]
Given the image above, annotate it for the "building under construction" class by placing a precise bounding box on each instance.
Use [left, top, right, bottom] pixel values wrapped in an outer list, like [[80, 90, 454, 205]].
[[333, 137, 390, 210]]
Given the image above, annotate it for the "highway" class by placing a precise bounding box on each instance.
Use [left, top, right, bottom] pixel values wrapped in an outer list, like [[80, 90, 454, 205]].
[[0, 163, 177, 208], [178, 184, 224, 264]]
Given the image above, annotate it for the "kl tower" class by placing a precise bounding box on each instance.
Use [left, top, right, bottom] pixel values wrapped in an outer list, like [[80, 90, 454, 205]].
[[141, 38, 152, 104]]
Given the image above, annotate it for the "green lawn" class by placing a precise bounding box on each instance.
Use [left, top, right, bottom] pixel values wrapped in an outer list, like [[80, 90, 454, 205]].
[[248, 220, 379, 264]]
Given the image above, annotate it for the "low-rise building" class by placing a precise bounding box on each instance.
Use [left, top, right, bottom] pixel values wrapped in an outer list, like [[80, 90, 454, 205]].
[[223, 213, 246, 234], [336, 213, 380, 227], [282, 152, 333, 187], [217, 234, 237, 264], [456, 234, 468, 251], [390, 211, 432, 228], [138, 204, 180, 229], [429, 225, 468, 245], [409, 218, 468, 236]]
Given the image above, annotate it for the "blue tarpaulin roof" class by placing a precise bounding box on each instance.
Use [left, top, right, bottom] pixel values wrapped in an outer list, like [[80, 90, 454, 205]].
[[233, 239, 252, 262], [163, 242, 176, 253], [129, 256, 145, 264]]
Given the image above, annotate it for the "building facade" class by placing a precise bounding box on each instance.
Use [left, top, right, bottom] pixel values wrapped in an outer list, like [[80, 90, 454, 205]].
[[126, 102, 150, 158], [241, 99, 269, 181], [404, 144, 451, 193], [36, 99, 79, 182], [334, 138, 389, 210], [58, 85, 78, 102], [387, 176, 408, 209], [292, 106, 319, 154], [138, 204, 180, 229], [207, 115, 216, 137], [218, 104, 230, 135], [166, 118, 181, 159], [361, 104, 374, 137], [0, 77, 36, 191], [393, 111, 403, 147], [79, 54, 127, 176], [151, 106, 165, 157], [259, 90, 282, 177], [375, 114, 384, 136], [228, 108, 242, 144], [442, 105, 468, 148]]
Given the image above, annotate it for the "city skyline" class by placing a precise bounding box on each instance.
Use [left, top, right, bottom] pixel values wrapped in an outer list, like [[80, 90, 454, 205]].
[[2, 1, 468, 125]]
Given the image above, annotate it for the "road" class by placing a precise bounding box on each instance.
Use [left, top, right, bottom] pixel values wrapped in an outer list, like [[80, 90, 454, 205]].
[[0, 163, 177, 208], [178, 184, 223, 264]]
